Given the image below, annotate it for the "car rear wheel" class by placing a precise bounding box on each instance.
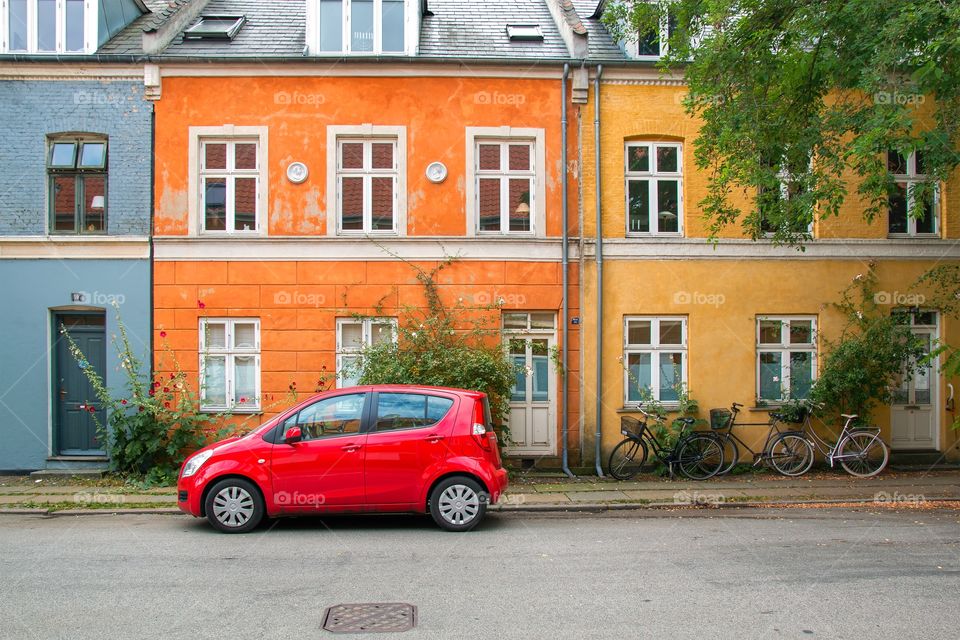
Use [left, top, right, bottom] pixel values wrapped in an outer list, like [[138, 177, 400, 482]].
[[429, 476, 488, 532], [204, 478, 264, 533]]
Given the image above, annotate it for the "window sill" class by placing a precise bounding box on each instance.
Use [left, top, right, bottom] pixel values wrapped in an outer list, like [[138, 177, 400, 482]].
[[618, 404, 680, 413], [200, 408, 262, 415], [887, 233, 940, 240], [625, 232, 684, 238]]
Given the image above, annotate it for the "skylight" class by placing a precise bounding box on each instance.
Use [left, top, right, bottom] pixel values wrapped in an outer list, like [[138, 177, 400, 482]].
[[506, 25, 544, 42], [184, 16, 247, 41]]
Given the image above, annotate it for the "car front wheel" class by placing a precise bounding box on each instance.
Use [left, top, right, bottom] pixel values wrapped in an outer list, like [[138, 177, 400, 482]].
[[204, 478, 265, 533], [429, 476, 488, 532]]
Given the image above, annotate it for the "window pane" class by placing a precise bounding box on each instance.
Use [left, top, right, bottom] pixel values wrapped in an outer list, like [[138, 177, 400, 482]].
[[888, 183, 908, 234], [376, 393, 437, 431], [371, 142, 394, 169], [202, 356, 227, 406], [478, 178, 501, 231], [656, 146, 678, 173], [204, 143, 227, 170], [79, 143, 106, 169], [532, 345, 549, 402], [381, 0, 405, 52], [628, 179, 650, 232], [351, 0, 374, 52], [204, 323, 226, 349], [916, 192, 935, 234], [340, 142, 364, 169], [627, 145, 650, 172], [789, 320, 813, 345], [234, 178, 257, 231], [637, 27, 659, 56], [82, 175, 106, 232], [9, 0, 27, 51], [52, 176, 77, 231], [511, 352, 526, 402], [627, 353, 652, 402], [340, 177, 364, 230], [503, 313, 528, 330], [508, 144, 531, 171], [914, 311, 936, 326], [659, 353, 682, 402], [427, 396, 455, 423], [234, 143, 257, 170], [233, 323, 257, 349], [339, 355, 359, 387], [915, 151, 926, 175], [319, 0, 343, 51], [759, 352, 782, 400], [371, 321, 393, 345], [478, 144, 500, 171], [204, 178, 227, 231], [508, 178, 531, 232], [371, 177, 394, 231], [657, 180, 679, 233], [530, 313, 555, 329], [298, 394, 364, 439], [758, 320, 782, 345], [37, 0, 56, 51], [627, 320, 651, 346], [51, 142, 77, 168], [339, 322, 363, 350], [659, 320, 683, 345], [789, 352, 813, 399], [887, 151, 906, 175], [66, 0, 85, 52], [234, 356, 257, 407]]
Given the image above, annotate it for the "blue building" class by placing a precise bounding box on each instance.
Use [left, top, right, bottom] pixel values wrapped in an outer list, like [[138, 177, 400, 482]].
[[0, 0, 157, 472]]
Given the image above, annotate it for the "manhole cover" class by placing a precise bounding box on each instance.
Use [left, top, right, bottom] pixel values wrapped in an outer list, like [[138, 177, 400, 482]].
[[322, 603, 417, 634]]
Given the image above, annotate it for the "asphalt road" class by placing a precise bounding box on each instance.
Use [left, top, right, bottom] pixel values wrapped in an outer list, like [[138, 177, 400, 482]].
[[1, 508, 957, 640]]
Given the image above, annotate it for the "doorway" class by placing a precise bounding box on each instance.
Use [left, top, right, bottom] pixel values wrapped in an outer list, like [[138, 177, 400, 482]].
[[53, 312, 107, 455]]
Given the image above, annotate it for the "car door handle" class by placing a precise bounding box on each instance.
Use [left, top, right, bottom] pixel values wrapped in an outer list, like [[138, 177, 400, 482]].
[[425, 435, 445, 443], [341, 444, 362, 452]]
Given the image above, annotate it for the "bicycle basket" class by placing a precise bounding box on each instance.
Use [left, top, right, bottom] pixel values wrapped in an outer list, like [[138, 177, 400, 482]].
[[709, 408, 733, 430], [620, 415, 644, 436]]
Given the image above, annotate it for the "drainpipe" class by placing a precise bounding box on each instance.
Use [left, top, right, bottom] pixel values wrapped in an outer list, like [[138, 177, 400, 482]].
[[560, 63, 575, 479], [594, 65, 605, 477], [149, 108, 156, 376]]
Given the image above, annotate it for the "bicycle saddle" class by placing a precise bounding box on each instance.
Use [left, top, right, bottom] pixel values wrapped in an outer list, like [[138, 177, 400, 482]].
[[676, 417, 696, 425], [769, 412, 785, 421], [841, 413, 858, 419]]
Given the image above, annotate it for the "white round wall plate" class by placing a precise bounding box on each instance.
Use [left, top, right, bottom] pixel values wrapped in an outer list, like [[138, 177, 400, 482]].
[[287, 162, 309, 184], [425, 161, 448, 183]]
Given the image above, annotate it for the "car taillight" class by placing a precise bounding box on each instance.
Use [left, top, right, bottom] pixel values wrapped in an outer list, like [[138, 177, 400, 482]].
[[472, 403, 491, 450]]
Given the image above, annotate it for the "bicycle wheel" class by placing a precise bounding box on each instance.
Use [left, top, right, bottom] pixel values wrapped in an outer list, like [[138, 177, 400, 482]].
[[716, 434, 739, 476], [676, 434, 724, 480], [838, 431, 889, 477], [608, 438, 648, 480], [768, 432, 814, 477]]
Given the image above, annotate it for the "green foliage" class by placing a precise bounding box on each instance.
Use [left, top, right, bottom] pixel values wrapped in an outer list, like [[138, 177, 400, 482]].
[[603, 0, 960, 247], [914, 265, 960, 428], [351, 260, 517, 442], [809, 268, 924, 420], [62, 306, 235, 485]]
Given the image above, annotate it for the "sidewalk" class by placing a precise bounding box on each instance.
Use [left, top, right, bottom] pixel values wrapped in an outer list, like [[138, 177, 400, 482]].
[[1, 469, 958, 515]]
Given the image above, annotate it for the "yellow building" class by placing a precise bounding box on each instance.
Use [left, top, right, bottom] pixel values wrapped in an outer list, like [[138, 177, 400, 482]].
[[578, 65, 960, 472]]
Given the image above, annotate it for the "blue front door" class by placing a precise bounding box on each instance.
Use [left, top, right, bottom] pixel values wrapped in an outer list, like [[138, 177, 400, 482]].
[[54, 313, 107, 455]]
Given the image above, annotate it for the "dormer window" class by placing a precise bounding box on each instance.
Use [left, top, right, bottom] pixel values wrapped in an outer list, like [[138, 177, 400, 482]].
[[184, 16, 247, 41], [4, 0, 88, 53], [313, 0, 406, 54], [626, 6, 676, 59]]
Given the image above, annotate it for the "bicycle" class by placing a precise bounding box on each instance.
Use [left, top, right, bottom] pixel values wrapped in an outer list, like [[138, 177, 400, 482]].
[[783, 404, 890, 477], [608, 408, 725, 481], [711, 402, 814, 477]]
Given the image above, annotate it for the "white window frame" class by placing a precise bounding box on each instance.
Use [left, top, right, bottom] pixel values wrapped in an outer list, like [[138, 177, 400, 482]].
[[759, 165, 814, 237], [465, 126, 546, 238], [756, 316, 817, 403], [336, 317, 397, 388], [326, 124, 407, 237], [187, 126, 268, 237], [336, 137, 398, 234], [623, 316, 687, 407], [624, 142, 683, 236], [199, 318, 261, 412], [888, 151, 939, 238], [625, 5, 673, 60], [2, 0, 95, 54], [305, 0, 413, 55]]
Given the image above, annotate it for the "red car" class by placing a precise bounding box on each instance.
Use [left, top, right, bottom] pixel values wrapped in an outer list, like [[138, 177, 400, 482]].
[[177, 385, 508, 533]]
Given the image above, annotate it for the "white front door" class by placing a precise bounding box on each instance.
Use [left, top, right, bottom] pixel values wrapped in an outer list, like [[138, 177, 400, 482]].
[[891, 326, 938, 450], [506, 334, 556, 456]]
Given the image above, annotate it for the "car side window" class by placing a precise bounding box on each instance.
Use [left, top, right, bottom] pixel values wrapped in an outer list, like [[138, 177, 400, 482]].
[[297, 394, 365, 440], [375, 393, 455, 432]]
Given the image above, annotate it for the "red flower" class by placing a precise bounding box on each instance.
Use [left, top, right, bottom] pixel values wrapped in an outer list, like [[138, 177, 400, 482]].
[[88, 407, 96, 414], [169, 373, 175, 379], [153, 381, 161, 388], [163, 387, 169, 393], [239, 397, 247, 403], [121, 399, 127, 405], [197, 300, 206, 309], [164, 402, 171, 408], [159, 331, 167, 338], [148, 389, 155, 396]]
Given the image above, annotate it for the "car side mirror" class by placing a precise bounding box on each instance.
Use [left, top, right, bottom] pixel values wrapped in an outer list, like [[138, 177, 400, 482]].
[[284, 426, 303, 444]]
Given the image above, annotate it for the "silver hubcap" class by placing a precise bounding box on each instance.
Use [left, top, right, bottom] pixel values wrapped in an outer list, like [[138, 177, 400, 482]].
[[438, 484, 480, 526], [212, 486, 255, 528]]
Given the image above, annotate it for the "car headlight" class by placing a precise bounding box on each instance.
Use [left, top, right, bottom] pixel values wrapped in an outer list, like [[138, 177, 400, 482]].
[[182, 450, 213, 478]]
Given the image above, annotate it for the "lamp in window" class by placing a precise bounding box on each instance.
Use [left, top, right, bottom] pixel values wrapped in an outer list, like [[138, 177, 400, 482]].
[[90, 196, 105, 209], [658, 210, 677, 220]]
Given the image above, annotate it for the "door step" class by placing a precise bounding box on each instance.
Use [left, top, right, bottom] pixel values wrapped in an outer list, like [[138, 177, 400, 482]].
[[889, 450, 956, 469], [31, 456, 110, 478]]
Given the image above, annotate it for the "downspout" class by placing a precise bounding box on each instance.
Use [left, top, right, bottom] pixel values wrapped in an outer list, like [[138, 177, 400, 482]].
[[149, 108, 156, 376], [560, 63, 575, 478], [594, 65, 605, 477]]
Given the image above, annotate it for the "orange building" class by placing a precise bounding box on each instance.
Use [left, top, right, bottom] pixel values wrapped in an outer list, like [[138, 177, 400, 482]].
[[143, 0, 605, 470]]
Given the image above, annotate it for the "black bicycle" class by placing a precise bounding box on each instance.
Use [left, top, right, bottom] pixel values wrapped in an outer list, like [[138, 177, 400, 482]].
[[711, 402, 817, 477], [608, 408, 725, 481]]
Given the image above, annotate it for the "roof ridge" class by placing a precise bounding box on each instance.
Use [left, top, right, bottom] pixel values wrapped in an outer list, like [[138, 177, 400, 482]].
[[557, 0, 588, 35]]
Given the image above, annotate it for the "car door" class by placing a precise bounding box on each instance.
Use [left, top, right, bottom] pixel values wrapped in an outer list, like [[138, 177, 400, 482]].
[[363, 391, 458, 509], [269, 392, 369, 513]]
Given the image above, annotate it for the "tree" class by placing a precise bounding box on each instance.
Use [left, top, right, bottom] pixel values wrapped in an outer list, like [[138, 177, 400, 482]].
[[603, 0, 960, 246]]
